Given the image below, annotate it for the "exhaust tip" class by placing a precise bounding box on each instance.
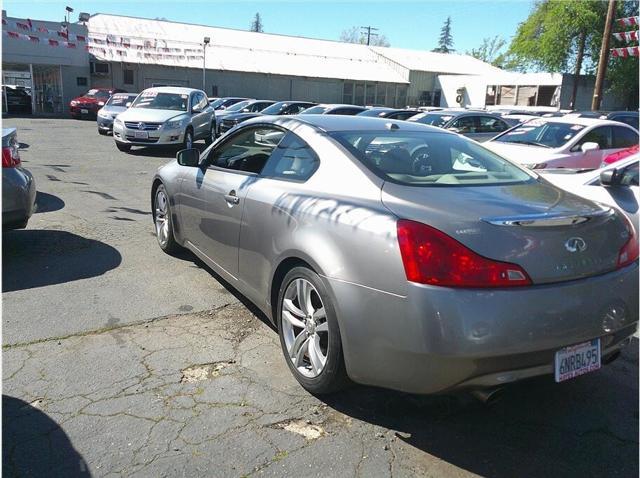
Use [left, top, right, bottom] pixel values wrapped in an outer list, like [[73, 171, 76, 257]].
[[471, 387, 504, 405]]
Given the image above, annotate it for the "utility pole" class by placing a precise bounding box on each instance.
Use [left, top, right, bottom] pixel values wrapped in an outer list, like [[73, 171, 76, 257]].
[[591, 0, 616, 111], [202, 36, 210, 92], [360, 26, 379, 46]]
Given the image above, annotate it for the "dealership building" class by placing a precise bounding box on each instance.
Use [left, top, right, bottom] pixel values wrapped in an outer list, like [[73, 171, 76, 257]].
[[2, 12, 627, 115]]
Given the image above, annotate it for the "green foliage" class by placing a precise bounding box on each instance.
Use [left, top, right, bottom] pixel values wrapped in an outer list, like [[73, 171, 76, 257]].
[[432, 17, 454, 53], [250, 12, 264, 33], [467, 36, 507, 67]]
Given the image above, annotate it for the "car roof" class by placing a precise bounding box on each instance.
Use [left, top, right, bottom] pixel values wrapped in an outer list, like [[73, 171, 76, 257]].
[[254, 114, 451, 133], [142, 86, 203, 95], [540, 116, 634, 127], [315, 104, 365, 109], [421, 109, 499, 117]]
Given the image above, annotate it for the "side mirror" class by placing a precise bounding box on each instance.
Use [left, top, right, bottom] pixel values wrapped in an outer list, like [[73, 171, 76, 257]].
[[176, 148, 200, 167], [581, 142, 600, 153], [600, 168, 622, 186], [447, 127, 461, 133], [125, 102, 132, 107], [192, 107, 201, 114]]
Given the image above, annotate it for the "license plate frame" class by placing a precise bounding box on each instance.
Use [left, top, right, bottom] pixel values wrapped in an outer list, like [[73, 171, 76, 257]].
[[554, 338, 601, 383], [134, 131, 149, 139], [80, 108, 89, 114]]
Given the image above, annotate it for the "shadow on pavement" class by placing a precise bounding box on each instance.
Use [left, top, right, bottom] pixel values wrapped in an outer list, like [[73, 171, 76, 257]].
[[125, 142, 207, 158], [3, 229, 122, 292], [3, 395, 91, 477], [322, 341, 639, 478], [35, 191, 65, 213]]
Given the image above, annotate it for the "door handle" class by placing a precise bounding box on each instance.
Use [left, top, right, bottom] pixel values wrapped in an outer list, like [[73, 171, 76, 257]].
[[224, 190, 240, 205]]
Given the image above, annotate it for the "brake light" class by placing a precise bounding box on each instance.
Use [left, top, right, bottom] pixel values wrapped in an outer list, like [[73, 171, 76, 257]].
[[617, 216, 639, 268], [397, 219, 532, 288], [2, 145, 20, 168]]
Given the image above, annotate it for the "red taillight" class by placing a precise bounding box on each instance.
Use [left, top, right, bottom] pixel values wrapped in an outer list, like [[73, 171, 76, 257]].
[[396, 219, 532, 288], [2, 145, 20, 168], [617, 216, 639, 268]]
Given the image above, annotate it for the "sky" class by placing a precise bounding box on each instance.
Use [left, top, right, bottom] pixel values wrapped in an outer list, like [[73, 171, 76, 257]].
[[3, 0, 535, 54]]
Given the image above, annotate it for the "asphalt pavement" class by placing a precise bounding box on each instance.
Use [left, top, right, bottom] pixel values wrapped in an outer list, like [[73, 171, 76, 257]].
[[2, 118, 638, 477]]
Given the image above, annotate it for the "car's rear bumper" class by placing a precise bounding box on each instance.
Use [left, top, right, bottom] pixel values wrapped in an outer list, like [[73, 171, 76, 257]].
[[2, 167, 36, 229], [113, 124, 184, 146], [326, 262, 639, 394]]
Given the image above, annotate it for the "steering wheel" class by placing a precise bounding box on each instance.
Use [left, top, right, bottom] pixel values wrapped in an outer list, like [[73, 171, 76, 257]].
[[411, 147, 432, 175]]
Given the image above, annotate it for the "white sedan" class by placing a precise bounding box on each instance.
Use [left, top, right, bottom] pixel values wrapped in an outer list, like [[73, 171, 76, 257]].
[[540, 155, 639, 231], [485, 117, 638, 169]]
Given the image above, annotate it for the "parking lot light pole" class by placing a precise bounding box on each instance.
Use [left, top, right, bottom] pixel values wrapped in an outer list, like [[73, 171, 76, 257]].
[[203, 36, 210, 92]]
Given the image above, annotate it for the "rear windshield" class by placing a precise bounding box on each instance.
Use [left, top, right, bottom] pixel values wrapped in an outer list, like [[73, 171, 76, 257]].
[[131, 91, 188, 111], [409, 113, 454, 128], [300, 105, 330, 115], [494, 120, 585, 148], [107, 94, 137, 106], [330, 131, 534, 187], [86, 89, 110, 98], [357, 108, 394, 117], [226, 100, 253, 112]]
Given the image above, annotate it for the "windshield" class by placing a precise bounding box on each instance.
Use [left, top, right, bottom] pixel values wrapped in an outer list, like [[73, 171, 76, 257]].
[[300, 106, 330, 115], [226, 100, 253, 112], [260, 102, 288, 115], [131, 91, 188, 111], [494, 120, 585, 148], [210, 98, 227, 109], [410, 113, 454, 128], [357, 108, 394, 117], [86, 89, 110, 99], [107, 94, 137, 107], [330, 131, 533, 187]]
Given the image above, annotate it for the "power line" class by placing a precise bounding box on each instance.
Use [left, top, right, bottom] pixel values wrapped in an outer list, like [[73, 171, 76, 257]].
[[360, 26, 379, 46]]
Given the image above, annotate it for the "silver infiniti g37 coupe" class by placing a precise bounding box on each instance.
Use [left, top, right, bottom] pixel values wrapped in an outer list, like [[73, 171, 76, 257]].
[[151, 115, 639, 395]]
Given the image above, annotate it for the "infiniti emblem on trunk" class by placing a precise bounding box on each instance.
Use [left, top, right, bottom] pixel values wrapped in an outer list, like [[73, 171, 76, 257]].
[[565, 237, 587, 253], [137, 122, 145, 130]]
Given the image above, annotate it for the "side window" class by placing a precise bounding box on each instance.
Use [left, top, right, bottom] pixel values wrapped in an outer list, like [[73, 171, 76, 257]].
[[208, 127, 285, 174], [576, 127, 612, 150], [190, 94, 200, 112], [394, 111, 418, 120], [620, 162, 639, 186], [449, 116, 477, 133], [261, 133, 320, 181], [197, 93, 208, 110], [478, 116, 509, 133], [611, 115, 639, 129], [612, 126, 639, 149]]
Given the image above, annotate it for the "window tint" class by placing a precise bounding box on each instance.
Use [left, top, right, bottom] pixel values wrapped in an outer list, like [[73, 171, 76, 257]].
[[391, 111, 419, 121], [620, 162, 639, 186], [450, 116, 477, 133], [330, 131, 533, 186], [332, 108, 361, 115], [209, 127, 285, 174], [478, 116, 509, 133], [612, 126, 639, 149], [262, 133, 320, 181], [577, 126, 612, 150], [610, 114, 639, 129], [497, 120, 585, 148]]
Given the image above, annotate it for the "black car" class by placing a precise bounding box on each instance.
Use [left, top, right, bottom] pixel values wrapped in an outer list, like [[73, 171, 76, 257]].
[[408, 110, 513, 142], [218, 101, 316, 135], [357, 107, 423, 120], [300, 104, 366, 115], [209, 97, 250, 111], [3, 85, 32, 114]]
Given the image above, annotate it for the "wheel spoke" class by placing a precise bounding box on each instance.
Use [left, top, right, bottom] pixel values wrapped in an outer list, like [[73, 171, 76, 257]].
[[283, 298, 305, 320], [293, 336, 310, 367], [282, 310, 305, 329], [289, 330, 307, 360], [313, 307, 326, 321], [315, 321, 328, 333], [296, 280, 314, 316], [308, 335, 326, 374]]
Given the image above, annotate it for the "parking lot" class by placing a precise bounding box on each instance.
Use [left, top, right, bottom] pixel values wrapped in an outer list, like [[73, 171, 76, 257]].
[[2, 118, 639, 477]]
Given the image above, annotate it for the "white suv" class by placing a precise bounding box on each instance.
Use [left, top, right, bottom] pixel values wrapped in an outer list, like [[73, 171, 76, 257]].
[[113, 87, 215, 152]]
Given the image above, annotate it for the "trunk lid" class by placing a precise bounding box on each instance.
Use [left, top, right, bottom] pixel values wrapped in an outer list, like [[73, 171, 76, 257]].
[[381, 178, 629, 284]]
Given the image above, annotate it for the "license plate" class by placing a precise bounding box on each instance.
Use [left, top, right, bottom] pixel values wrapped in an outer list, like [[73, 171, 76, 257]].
[[80, 108, 89, 114], [134, 131, 149, 139], [554, 339, 601, 382]]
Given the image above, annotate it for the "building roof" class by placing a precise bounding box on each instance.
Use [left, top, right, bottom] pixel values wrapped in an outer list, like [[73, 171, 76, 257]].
[[86, 14, 410, 84], [371, 46, 505, 75]]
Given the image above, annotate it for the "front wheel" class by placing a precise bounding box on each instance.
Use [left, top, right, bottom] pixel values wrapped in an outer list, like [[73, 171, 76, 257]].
[[204, 123, 215, 145], [115, 142, 131, 152], [277, 267, 349, 394], [182, 128, 194, 150], [98, 129, 108, 136], [153, 184, 180, 254]]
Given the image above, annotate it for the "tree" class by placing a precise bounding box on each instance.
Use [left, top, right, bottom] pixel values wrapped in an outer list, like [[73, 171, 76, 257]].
[[507, 0, 638, 109], [467, 36, 507, 67], [339, 26, 391, 47], [432, 17, 454, 53], [250, 12, 264, 33]]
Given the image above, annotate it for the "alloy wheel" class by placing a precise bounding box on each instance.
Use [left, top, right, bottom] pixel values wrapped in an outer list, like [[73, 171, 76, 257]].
[[281, 278, 329, 378], [154, 189, 170, 247]]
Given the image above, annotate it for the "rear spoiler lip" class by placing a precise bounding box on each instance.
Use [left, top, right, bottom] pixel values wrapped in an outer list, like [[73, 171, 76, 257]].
[[482, 207, 614, 227]]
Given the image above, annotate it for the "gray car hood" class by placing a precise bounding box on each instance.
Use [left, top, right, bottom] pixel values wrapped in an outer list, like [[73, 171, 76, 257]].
[[117, 108, 188, 123]]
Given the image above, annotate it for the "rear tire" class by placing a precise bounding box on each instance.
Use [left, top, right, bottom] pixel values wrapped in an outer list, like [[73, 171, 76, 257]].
[[153, 184, 181, 254], [115, 142, 131, 152], [276, 267, 349, 395], [204, 123, 215, 145]]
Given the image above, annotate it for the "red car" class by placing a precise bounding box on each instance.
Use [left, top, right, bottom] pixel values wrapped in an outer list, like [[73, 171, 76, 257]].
[[70, 88, 127, 118], [603, 144, 639, 166]]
